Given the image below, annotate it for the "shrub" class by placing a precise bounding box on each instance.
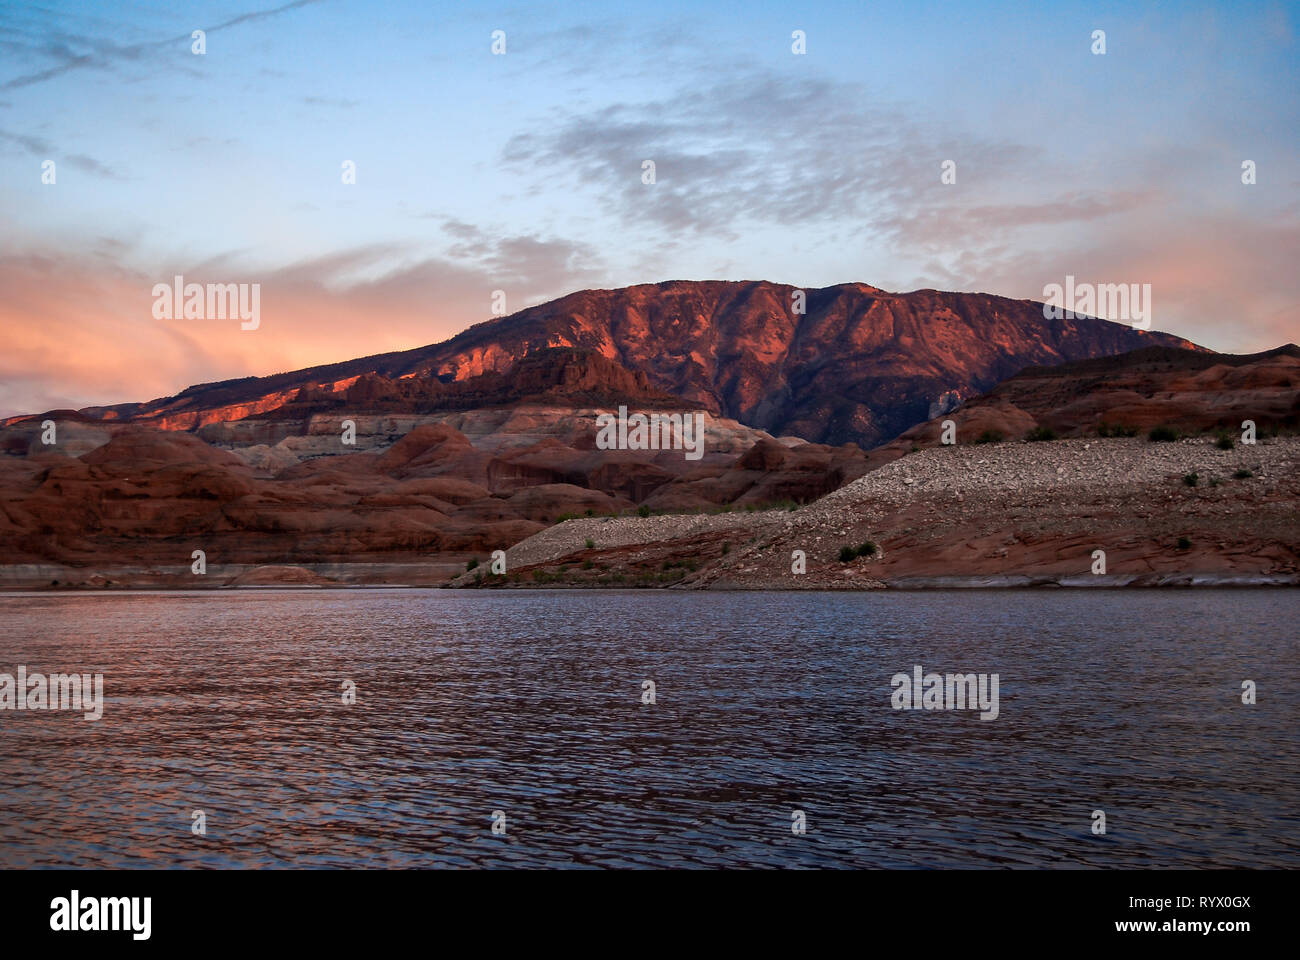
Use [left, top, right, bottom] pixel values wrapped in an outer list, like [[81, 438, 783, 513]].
[[748, 499, 799, 512], [1177, 536, 1192, 550], [584, 538, 595, 549], [1183, 472, 1199, 487], [975, 429, 1004, 445], [466, 558, 479, 571], [1233, 468, 1253, 480], [1025, 426, 1058, 442], [1149, 425, 1179, 442], [721, 542, 730, 555], [1097, 422, 1138, 438], [840, 541, 880, 562], [637, 504, 651, 518], [581, 559, 594, 570], [910, 444, 921, 454], [1215, 434, 1234, 450]]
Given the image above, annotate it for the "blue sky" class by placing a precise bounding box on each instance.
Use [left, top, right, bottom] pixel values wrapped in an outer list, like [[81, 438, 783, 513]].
[[1, 0, 1297, 415]]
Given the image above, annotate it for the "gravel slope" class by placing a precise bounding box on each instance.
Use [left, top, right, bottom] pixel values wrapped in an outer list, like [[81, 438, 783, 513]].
[[455, 436, 1300, 589]]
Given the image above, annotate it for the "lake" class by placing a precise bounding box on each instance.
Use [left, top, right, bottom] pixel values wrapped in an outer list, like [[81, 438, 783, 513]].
[[0, 588, 1295, 868]]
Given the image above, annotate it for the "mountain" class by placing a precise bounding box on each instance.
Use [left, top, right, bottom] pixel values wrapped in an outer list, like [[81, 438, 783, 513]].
[[14, 280, 1202, 448], [0, 282, 1227, 590]]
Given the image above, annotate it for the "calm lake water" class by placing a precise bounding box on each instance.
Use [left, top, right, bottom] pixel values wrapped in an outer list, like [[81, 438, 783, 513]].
[[0, 589, 1296, 868]]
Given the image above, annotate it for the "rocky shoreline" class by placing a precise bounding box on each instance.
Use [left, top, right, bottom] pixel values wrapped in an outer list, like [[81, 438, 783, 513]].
[[3, 569, 1294, 592], [448, 434, 1300, 590]]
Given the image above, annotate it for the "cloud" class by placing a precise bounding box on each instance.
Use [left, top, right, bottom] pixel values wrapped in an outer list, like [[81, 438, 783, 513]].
[[434, 219, 604, 292], [501, 73, 1168, 259], [301, 95, 359, 108], [0, 127, 49, 152], [880, 190, 1160, 253], [1, 0, 322, 91], [0, 127, 122, 178], [64, 153, 123, 179], [502, 74, 1030, 245], [0, 230, 609, 418]]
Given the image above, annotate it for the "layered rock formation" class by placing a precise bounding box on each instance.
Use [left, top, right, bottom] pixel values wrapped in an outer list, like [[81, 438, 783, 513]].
[[0, 348, 874, 586], [863, 343, 1300, 469]]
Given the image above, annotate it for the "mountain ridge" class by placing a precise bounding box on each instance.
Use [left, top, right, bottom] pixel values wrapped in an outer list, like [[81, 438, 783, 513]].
[[6, 279, 1204, 448]]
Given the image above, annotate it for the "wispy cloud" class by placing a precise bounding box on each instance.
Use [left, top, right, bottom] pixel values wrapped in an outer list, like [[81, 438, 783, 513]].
[[502, 74, 1028, 245], [0, 127, 122, 178], [302, 95, 358, 108], [0, 127, 49, 152], [1, 0, 323, 91]]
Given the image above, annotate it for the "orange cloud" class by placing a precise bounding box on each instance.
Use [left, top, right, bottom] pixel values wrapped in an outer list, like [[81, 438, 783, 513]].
[[0, 243, 597, 418]]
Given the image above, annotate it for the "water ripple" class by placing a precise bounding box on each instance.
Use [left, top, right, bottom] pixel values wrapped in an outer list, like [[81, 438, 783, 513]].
[[0, 589, 1296, 868]]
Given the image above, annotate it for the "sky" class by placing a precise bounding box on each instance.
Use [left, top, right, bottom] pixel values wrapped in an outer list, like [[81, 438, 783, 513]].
[[1, 0, 1297, 417]]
